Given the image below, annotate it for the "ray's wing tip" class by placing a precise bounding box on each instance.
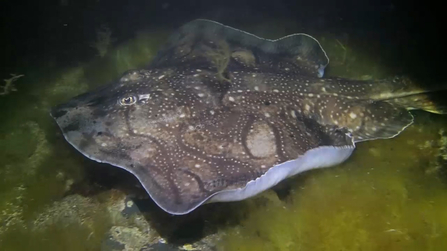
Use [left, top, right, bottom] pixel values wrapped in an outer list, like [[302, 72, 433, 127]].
[[177, 18, 329, 78], [154, 198, 206, 215], [49, 105, 67, 120]]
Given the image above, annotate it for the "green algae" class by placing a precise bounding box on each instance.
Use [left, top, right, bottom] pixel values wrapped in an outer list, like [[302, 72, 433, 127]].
[[1, 194, 113, 251], [83, 29, 168, 88]]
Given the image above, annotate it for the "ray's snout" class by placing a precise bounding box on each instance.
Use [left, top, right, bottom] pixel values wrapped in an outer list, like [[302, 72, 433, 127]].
[[50, 84, 119, 149]]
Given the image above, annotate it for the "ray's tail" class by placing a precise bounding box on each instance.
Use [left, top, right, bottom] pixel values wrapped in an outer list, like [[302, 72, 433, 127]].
[[387, 91, 447, 114], [377, 76, 447, 114]]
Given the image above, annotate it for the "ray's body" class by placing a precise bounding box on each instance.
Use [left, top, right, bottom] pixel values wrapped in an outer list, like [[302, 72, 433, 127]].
[[51, 20, 446, 214]]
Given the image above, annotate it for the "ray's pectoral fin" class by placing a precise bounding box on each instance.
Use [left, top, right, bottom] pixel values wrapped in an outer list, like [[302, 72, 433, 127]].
[[345, 100, 414, 142], [127, 114, 356, 215], [206, 117, 356, 205], [150, 19, 329, 78], [129, 162, 212, 215]]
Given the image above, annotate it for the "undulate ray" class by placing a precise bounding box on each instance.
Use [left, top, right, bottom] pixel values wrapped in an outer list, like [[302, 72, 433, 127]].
[[51, 19, 446, 215]]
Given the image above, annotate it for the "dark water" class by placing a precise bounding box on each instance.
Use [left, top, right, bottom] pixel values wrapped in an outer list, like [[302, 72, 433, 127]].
[[1, 1, 446, 250]]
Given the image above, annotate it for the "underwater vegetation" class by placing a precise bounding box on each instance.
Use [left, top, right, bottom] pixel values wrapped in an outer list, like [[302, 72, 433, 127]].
[[0, 74, 24, 96], [0, 18, 446, 251]]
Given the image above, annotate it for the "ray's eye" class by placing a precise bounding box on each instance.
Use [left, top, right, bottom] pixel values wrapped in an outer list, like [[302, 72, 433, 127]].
[[119, 95, 137, 105]]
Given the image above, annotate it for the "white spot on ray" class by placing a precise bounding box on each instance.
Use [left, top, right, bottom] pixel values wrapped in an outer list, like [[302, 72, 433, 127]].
[[198, 93, 205, 97], [291, 110, 297, 118], [229, 96, 235, 102], [254, 86, 260, 91], [349, 112, 357, 119], [305, 104, 310, 111], [138, 94, 151, 100], [158, 75, 165, 80], [264, 113, 271, 117]]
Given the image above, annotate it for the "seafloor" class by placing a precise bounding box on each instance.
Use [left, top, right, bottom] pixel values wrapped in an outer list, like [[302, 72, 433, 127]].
[[1, 18, 446, 251]]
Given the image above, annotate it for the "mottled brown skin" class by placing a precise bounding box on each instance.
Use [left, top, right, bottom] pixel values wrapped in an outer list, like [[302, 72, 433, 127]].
[[51, 20, 442, 214]]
